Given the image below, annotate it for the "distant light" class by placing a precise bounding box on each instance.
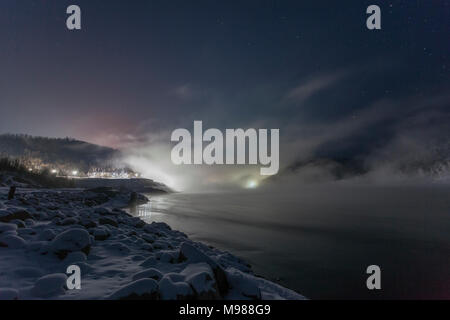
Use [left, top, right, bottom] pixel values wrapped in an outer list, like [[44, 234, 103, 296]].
[[246, 180, 258, 189], [28, 168, 33, 172], [72, 170, 78, 176], [135, 173, 139, 177], [51, 169, 57, 174]]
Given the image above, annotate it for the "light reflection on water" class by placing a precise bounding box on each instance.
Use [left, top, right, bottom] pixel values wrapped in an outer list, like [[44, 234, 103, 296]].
[[128, 185, 450, 299]]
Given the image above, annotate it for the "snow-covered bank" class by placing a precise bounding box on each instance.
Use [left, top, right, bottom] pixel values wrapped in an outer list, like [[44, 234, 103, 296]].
[[73, 178, 171, 194], [0, 188, 305, 300]]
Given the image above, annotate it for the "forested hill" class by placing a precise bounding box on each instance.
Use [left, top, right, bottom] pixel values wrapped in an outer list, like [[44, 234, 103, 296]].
[[0, 134, 119, 171]]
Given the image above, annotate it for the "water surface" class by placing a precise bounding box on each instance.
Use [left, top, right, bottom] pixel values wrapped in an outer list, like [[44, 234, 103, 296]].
[[130, 184, 450, 299]]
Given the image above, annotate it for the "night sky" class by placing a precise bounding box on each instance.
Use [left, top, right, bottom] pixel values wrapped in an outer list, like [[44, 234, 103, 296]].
[[0, 0, 449, 189]]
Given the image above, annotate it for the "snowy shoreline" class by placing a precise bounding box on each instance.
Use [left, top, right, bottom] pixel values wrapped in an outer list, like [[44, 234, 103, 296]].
[[0, 187, 305, 300]]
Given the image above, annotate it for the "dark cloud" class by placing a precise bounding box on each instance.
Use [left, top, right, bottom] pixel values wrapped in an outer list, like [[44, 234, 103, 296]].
[[0, 1, 448, 189]]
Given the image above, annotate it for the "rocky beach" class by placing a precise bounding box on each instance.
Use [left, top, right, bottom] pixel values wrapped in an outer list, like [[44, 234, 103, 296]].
[[0, 187, 305, 300]]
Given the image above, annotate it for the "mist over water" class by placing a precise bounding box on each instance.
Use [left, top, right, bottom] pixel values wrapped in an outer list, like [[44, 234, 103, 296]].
[[130, 183, 450, 299]]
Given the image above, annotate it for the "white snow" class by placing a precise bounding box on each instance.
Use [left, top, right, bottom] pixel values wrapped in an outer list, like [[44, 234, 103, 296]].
[[132, 268, 163, 281], [49, 228, 92, 258], [31, 273, 68, 298], [0, 187, 306, 300], [0, 288, 19, 300], [108, 278, 158, 300], [0, 222, 17, 233], [0, 234, 27, 249]]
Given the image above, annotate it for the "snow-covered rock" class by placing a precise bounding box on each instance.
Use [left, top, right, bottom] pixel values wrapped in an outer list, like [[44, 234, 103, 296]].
[[159, 274, 194, 300], [92, 228, 110, 241], [64, 251, 87, 264], [132, 268, 163, 281], [0, 222, 17, 233], [179, 242, 229, 295], [31, 273, 68, 298], [37, 229, 56, 241], [0, 234, 27, 248], [181, 263, 220, 299], [225, 267, 261, 300], [49, 228, 91, 259], [14, 267, 43, 278], [108, 279, 159, 300], [98, 217, 118, 227], [59, 217, 78, 226], [0, 209, 31, 223], [0, 288, 19, 300], [140, 256, 158, 268]]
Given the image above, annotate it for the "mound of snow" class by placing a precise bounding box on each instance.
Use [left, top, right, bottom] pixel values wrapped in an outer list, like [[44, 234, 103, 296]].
[[225, 268, 306, 300], [140, 256, 158, 268], [64, 251, 87, 264], [37, 229, 56, 241], [181, 263, 220, 299], [0, 209, 31, 223], [0, 288, 19, 300], [14, 267, 43, 278], [179, 242, 229, 295], [159, 274, 194, 300], [49, 228, 91, 259], [0, 222, 17, 233], [108, 279, 158, 300], [31, 273, 67, 298], [132, 268, 163, 281], [0, 235, 27, 249]]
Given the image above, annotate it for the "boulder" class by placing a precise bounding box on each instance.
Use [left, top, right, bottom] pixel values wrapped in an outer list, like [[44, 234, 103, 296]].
[[31, 273, 67, 298], [139, 256, 158, 268], [37, 229, 56, 241], [225, 268, 262, 300], [0, 235, 27, 249], [108, 279, 159, 300], [141, 233, 155, 243], [0, 209, 31, 223], [24, 219, 35, 227], [181, 263, 221, 299], [158, 274, 194, 300], [107, 242, 131, 254], [128, 217, 145, 228], [17, 228, 36, 236], [92, 228, 110, 241], [132, 268, 163, 281], [14, 267, 43, 278], [10, 219, 26, 228], [60, 217, 78, 226], [64, 251, 87, 264], [49, 229, 91, 259], [99, 217, 118, 227], [95, 207, 112, 215], [0, 222, 17, 234], [78, 218, 97, 229], [0, 288, 19, 300], [178, 242, 229, 295]]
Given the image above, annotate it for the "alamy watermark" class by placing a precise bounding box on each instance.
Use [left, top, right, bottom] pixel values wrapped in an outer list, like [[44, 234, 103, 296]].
[[66, 265, 81, 290], [65, 4, 381, 31], [366, 265, 381, 290], [66, 5, 81, 30], [171, 121, 279, 175]]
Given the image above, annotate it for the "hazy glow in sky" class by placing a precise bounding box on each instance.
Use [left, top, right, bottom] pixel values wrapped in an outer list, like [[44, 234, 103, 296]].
[[0, 1, 448, 190]]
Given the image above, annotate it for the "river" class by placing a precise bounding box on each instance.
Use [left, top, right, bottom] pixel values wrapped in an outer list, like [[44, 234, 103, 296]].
[[129, 183, 450, 299]]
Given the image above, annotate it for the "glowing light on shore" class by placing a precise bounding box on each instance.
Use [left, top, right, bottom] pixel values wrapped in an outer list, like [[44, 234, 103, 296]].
[[246, 180, 258, 189], [72, 170, 78, 176], [51, 169, 57, 174]]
